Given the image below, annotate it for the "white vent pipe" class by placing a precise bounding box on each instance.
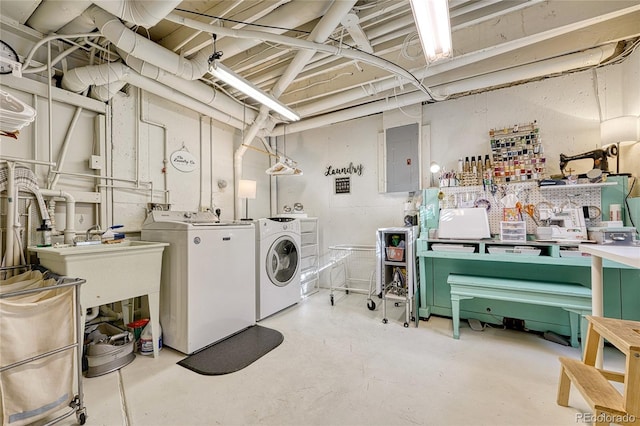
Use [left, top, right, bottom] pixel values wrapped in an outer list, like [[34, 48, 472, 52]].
[[71, 6, 256, 125], [27, 0, 181, 34], [232, 0, 357, 219], [62, 63, 245, 128], [85, 5, 209, 81], [39, 189, 77, 245], [272, 44, 618, 136], [120, 52, 255, 123]]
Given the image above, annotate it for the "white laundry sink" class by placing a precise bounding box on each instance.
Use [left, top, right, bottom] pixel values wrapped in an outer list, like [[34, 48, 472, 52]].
[[29, 240, 168, 357], [30, 240, 168, 307]]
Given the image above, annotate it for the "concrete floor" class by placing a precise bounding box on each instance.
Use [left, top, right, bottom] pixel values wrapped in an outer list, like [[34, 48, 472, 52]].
[[52, 289, 623, 426]]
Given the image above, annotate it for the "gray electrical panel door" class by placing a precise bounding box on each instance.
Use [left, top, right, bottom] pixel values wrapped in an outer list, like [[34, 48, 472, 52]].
[[385, 123, 419, 192]]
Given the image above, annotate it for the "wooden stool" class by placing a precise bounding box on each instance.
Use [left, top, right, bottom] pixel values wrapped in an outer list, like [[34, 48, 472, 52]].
[[557, 315, 640, 425]]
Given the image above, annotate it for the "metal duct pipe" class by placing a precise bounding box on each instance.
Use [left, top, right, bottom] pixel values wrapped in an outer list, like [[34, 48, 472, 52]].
[[120, 52, 255, 124], [62, 63, 245, 128], [27, 0, 181, 34], [39, 189, 77, 245], [93, 0, 182, 28], [85, 5, 209, 81]]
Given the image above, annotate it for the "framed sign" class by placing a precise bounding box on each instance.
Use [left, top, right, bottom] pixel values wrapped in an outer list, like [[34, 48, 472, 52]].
[[335, 177, 351, 194], [170, 149, 197, 172]]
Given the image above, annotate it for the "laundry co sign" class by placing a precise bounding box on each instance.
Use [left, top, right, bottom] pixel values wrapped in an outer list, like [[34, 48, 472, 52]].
[[324, 162, 363, 177], [170, 150, 197, 172]]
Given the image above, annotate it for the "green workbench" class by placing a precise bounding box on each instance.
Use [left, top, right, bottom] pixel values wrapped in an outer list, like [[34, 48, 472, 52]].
[[416, 176, 640, 338]]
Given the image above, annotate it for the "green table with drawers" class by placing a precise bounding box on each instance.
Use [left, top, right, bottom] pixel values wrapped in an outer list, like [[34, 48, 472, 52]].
[[417, 238, 640, 338]]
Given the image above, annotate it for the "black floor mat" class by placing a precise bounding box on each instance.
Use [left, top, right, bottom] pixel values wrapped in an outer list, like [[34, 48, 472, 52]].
[[177, 325, 284, 375]]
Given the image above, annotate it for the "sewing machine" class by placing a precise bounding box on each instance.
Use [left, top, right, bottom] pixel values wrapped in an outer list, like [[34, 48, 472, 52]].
[[535, 207, 588, 241], [559, 146, 617, 177]]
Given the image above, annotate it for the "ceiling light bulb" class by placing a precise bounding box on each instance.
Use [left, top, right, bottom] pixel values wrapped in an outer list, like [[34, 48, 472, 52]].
[[209, 63, 300, 122]]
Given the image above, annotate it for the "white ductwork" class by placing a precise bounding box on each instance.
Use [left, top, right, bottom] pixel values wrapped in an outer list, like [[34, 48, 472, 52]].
[[26, 0, 92, 34], [121, 53, 255, 123], [27, 0, 181, 34], [273, 44, 619, 136], [85, 5, 210, 81], [62, 63, 246, 128], [39, 189, 77, 245], [93, 0, 181, 28]]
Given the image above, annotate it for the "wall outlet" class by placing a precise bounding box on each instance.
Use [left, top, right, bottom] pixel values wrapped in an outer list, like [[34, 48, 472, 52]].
[[90, 155, 102, 170]]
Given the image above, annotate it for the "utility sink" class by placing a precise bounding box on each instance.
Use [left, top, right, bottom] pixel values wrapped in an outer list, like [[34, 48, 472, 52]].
[[29, 240, 168, 358]]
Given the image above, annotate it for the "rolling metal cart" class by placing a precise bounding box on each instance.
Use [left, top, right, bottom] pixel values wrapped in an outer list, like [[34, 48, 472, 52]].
[[0, 265, 87, 425], [328, 245, 377, 310], [376, 227, 418, 328]]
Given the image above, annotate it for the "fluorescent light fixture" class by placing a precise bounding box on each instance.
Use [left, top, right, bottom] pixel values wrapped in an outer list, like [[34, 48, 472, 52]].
[[409, 0, 453, 64], [209, 62, 300, 122]]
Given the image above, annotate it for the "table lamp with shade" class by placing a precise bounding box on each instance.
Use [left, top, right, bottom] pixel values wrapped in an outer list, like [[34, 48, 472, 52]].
[[600, 115, 639, 175], [238, 179, 257, 221]]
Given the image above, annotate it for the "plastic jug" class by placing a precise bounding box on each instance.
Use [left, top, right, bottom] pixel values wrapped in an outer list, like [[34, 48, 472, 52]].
[[139, 321, 162, 355]]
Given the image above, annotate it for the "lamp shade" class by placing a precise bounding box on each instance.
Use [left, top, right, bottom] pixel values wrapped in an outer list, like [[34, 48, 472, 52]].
[[600, 116, 639, 145], [238, 179, 257, 199]]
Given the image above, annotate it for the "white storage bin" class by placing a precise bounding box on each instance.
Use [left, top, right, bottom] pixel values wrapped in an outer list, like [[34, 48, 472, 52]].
[[500, 221, 526, 242]]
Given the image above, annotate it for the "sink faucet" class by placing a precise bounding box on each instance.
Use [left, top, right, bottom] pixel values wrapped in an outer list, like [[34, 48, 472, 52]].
[[86, 224, 101, 241]]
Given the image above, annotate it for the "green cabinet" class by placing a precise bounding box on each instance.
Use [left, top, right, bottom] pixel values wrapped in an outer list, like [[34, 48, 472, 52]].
[[417, 249, 631, 337]]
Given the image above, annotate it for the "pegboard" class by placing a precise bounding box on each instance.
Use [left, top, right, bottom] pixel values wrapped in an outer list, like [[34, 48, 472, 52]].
[[437, 181, 603, 235]]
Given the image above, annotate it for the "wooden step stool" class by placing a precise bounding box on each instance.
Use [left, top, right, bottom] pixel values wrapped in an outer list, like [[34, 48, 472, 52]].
[[557, 315, 640, 425]]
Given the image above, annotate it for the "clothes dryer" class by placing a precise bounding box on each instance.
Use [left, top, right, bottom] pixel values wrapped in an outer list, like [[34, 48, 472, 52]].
[[255, 217, 301, 320]]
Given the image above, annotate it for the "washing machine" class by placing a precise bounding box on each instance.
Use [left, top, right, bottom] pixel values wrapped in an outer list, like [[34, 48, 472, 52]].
[[255, 217, 301, 321], [141, 210, 255, 354]]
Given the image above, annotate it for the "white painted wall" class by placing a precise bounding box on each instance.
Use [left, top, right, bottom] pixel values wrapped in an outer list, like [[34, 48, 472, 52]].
[[2, 45, 638, 256], [277, 49, 640, 259]]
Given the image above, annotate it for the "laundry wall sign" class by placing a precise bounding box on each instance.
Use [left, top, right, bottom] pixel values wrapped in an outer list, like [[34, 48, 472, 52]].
[[170, 149, 197, 172], [324, 162, 363, 177]]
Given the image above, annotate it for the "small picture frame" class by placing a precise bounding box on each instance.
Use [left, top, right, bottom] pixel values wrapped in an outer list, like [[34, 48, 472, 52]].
[[335, 177, 351, 194]]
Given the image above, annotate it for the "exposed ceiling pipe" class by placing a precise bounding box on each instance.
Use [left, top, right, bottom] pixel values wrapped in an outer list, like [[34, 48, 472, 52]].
[[120, 52, 257, 124], [271, 44, 618, 136], [232, 0, 357, 219], [27, 0, 182, 34], [94, 0, 181, 28], [26, 0, 92, 34], [62, 63, 245, 128], [165, 12, 432, 98], [58, 6, 257, 126], [85, 5, 210, 81], [430, 43, 617, 98]]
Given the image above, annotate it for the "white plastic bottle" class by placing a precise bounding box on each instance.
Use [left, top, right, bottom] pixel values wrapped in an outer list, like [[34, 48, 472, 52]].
[[139, 321, 162, 355]]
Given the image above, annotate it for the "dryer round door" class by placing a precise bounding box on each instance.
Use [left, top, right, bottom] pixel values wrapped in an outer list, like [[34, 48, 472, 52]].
[[266, 235, 299, 287]]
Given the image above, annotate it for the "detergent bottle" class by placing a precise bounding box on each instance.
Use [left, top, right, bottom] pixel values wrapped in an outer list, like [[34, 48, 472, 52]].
[[139, 321, 162, 355]]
